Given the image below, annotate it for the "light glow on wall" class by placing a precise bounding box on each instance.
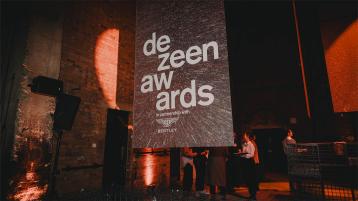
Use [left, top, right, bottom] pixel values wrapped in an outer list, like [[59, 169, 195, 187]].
[[94, 28, 120, 109], [324, 20, 358, 112], [143, 154, 155, 186], [11, 161, 48, 201]]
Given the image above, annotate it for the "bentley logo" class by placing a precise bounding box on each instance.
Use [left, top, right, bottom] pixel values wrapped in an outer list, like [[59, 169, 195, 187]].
[[156, 117, 179, 127]]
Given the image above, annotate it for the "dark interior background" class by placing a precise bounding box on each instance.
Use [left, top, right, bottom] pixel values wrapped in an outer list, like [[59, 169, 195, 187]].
[[225, 1, 309, 138], [224, 1, 357, 174]]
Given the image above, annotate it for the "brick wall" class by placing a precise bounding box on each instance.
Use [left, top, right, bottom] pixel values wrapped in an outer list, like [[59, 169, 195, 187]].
[[56, 2, 135, 194]]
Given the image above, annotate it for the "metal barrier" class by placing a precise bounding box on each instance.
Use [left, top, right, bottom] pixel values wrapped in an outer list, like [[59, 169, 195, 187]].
[[286, 142, 358, 201]]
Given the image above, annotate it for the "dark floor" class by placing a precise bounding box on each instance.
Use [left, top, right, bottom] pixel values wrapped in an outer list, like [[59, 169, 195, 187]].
[[54, 152, 295, 201]]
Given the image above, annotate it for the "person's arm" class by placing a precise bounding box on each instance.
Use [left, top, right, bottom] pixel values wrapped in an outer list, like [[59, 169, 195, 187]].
[[183, 147, 196, 157], [282, 140, 288, 154], [246, 143, 255, 158], [200, 150, 208, 157]]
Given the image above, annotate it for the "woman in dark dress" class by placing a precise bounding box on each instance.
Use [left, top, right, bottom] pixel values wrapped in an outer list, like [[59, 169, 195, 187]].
[[206, 147, 228, 198]]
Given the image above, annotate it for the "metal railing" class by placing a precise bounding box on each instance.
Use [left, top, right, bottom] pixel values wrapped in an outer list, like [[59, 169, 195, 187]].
[[286, 142, 358, 201]]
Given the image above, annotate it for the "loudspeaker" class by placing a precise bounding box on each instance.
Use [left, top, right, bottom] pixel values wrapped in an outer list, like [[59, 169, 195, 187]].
[[102, 109, 129, 191], [53, 94, 81, 131], [31, 76, 63, 97]]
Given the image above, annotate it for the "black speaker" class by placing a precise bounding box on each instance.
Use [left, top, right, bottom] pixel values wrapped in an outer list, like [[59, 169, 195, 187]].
[[102, 109, 129, 191], [53, 94, 81, 131], [31, 76, 63, 97]]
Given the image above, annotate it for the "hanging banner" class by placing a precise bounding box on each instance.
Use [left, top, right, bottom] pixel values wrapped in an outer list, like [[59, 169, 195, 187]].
[[133, 0, 234, 148]]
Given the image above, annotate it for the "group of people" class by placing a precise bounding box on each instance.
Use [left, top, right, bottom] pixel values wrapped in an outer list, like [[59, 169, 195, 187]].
[[181, 131, 260, 200], [180, 129, 296, 200]]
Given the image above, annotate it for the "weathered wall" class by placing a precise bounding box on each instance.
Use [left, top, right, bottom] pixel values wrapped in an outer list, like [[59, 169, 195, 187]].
[[3, 3, 64, 200], [318, 2, 358, 140], [56, 2, 135, 194], [319, 2, 358, 113], [1, 3, 29, 199], [2, 1, 135, 198]]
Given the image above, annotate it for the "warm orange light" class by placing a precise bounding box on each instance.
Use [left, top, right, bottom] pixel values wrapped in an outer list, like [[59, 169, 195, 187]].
[[325, 20, 358, 112], [11, 161, 47, 201], [143, 154, 155, 186], [292, 1, 311, 118], [13, 185, 47, 201], [94, 28, 120, 109]]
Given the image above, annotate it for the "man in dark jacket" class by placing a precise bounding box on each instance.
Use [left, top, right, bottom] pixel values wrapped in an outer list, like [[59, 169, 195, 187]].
[[192, 147, 208, 195]]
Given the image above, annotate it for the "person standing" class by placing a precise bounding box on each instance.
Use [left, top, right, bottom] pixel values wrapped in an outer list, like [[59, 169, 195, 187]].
[[238, 132, 258, 200], [282, 129, 296, 154], [181, 147, 196, 192], [227, 132, 241, 192], [206, 147, 228, 198], [192, 147, 208, 196], [250, 134, 261, 190], [282, 128, 297, 191]]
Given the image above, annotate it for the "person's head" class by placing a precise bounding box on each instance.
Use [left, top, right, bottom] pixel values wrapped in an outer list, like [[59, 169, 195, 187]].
[[242, 132, 250, 142], [287, 129, 294, 138]]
